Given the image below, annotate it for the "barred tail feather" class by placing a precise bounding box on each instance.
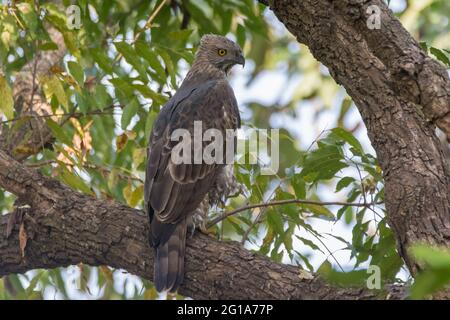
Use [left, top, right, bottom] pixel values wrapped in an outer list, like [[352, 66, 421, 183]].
[[154, 219, 187, 293]]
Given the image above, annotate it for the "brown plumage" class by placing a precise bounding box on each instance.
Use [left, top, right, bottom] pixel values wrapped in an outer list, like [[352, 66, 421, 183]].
[[144, 34, 244, 292]]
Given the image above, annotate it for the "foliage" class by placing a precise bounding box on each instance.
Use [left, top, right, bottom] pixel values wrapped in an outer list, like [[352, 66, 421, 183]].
[[0, 0, 448, 299], [409, 245, 450, 299]]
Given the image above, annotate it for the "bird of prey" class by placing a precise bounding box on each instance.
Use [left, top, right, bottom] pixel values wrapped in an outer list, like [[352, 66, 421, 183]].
[[144, 34, 245, 292]]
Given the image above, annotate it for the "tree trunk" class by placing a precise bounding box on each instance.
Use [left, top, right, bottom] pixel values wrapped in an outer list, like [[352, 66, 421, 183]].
[[261, 0, 450, 274]]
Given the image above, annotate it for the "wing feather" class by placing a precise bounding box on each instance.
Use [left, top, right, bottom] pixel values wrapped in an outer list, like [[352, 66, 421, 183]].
[[145, 78, 239, 243]]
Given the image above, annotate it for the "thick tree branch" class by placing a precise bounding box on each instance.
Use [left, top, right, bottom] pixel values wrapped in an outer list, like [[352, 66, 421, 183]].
[[261, 0, 450, 274], [0, 149, 406, 299]]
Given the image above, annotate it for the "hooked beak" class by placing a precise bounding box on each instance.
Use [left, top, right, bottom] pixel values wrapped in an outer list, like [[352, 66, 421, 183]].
[[236, 52, 245, 68]]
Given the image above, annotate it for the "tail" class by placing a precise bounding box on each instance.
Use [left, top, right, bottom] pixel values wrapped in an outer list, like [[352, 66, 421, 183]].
[[154, 219, 187, 292]]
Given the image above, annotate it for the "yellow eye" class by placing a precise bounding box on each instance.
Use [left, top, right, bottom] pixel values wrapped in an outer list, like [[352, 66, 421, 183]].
[[218, 49, 227, 56]]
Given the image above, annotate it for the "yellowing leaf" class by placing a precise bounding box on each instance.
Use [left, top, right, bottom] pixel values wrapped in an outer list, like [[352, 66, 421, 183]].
[[1, 31, 11, 48], [13, 145, 34, 155], [60, 167, 93, 195], [116, 133, 128, 152], [303, 204, 335, 220], [99, 266, 113, 281], [70, 117, 83, 136], [41, 75, 68, 111], [125, 130, 137, 140], [133, 148, 146, 168], [298, 269, 314, 280], [144, 287, 158, 300], [0, 76, 14, 119], [123, 183, 143, 207], [107, 168, 119, 191]]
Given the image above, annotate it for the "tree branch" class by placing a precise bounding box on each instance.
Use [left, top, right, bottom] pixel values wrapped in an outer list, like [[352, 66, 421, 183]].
[[0, 149, 407, 299]]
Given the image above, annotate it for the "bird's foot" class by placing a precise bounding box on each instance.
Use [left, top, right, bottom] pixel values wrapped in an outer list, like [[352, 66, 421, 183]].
[[198, 221, 215, 237], [188, 215, 215, 237]]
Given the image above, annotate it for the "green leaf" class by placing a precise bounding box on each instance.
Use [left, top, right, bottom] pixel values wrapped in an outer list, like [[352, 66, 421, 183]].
[[292, 174, 306, 199], [115, 42, 147, 79], [409, 245, 450, 298], [93, 84, 111, 109], [331, 128, 364, 156], [410, 269, 450, 299], [41, 75, 69, 111], [0, 76, 14, 119], [60, 167, 93, 195], [168, 29, 193, 41], [74, 91, 89, 114], [43, 3, 68, 31], [38, 41, 59, 51], [26, 271, 44, 297], [121, 98, 139, 129], [344, 207, 353, 224], [90, 48, 113, 73], [267, 210, 284, 236], [318, 261, 368, 287], [236, 24, 246, 49], [301, 145, 347, 181], [337, 98, 352, 127], [45, 119, 72, 146], [302, 204, 334, 220], [17, 3, 39, 37], [430, 47, 450, 68], [67, 61, 84, 86], [419, 42, 428, 53], [109, 78, 134, 96], [156, 48, 176, 88], [296, 236, 324, 253], [411, 245, 450, 269], [133, 84, 167, 105], [63, 32, 81, 59], [335, 176, 355, 192]]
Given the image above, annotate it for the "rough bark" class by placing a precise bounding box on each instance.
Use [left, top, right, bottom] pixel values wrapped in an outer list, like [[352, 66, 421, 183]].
[[261, 0, 450, 274], [0, 149, 406, 299]]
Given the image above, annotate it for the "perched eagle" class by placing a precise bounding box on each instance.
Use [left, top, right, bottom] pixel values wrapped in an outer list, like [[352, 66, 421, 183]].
[[144, 34, 244, 292]]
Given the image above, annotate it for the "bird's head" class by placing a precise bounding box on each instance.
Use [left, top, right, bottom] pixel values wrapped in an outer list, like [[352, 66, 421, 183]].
[[197, 34, 245, 73]]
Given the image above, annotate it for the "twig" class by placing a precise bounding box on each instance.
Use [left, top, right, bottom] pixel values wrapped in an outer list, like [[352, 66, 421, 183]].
[[0, 105, 119, 125], [27, 160, 143, 183], [112, 0, 169, 64], [207, 199, 383, 228], [309, 230, 345, 272], [240, 208, 264, 245], [240, 180, 282, 245]]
